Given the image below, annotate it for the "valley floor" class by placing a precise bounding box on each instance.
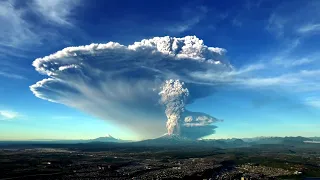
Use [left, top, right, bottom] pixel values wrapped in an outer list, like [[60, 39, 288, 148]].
[[1, 144, 320, 180]]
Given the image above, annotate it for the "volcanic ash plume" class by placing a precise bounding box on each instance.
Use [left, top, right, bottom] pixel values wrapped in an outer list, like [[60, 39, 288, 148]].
[[159, 79, 189, 135], [31, 36, 229, 138]]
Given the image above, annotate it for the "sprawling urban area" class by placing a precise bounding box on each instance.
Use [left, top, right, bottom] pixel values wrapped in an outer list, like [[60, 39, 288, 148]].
[[1, 136, 320, 179]]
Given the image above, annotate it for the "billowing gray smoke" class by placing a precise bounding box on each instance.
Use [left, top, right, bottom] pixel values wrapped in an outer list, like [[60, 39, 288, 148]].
[[159, 79, 219, 137], [30, 36, 231, 139], [159, 79, 189, 135]]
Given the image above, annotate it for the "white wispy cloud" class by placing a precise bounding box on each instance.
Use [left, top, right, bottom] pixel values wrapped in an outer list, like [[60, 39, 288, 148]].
[[0, 0, 81, 79], [0, 110, 19, 120], [0, 0, 39, 48], [245, 69, 320, 89], [0, 0, 81, 49], [273, 57, 315, 68], [168, 17, 202, 33], [167, 6, 208, 33], [232, 18, 242, 27], [0, 71, 26, 80], [266, 13, 287, 37], [305, 97, 320, 109], [298, 23, 320, 34], [32, 0, 80, 26], [191, 62, 320, 92], [267, 1, 320, 38], [241, 75, 299, 87], [189, 63, 265, 85], [232, 64, 265, 75], [290, 58, 314, 67]]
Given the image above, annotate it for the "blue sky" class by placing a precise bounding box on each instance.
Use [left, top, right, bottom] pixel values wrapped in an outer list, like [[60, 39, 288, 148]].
[[1, 0, 320, 140]]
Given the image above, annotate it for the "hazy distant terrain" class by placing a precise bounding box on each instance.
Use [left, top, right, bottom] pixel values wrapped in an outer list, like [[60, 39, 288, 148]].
[[1, 135, 318, 147]]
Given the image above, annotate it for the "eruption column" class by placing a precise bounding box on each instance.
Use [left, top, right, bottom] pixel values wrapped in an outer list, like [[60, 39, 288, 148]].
[[159, 79, 189, 135]]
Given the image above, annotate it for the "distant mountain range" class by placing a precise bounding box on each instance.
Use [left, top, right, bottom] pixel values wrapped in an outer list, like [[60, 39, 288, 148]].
[[241, 136, 316, 144], [90, 134, 122, 142], [136, 134, 194, 146], [11, 134, 130, 144], [132, 135, 320, 148], [1, 135, 319, 148]]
